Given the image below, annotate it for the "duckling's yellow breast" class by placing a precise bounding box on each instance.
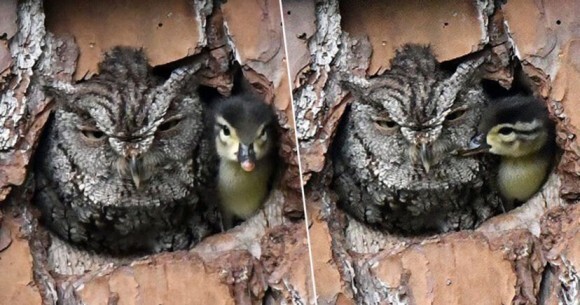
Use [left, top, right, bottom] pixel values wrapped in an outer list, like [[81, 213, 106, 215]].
[[498, 155, 550, 202], [218, 161, 273, 219]]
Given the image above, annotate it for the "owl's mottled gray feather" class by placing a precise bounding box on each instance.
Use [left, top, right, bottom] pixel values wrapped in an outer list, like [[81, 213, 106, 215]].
[[333, 44, 502, 234], [35, 47, 217, 254]]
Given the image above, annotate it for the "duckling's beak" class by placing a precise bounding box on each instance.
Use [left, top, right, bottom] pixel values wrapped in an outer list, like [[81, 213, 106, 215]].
[[458, 133, 491, 156], [129, 155, 142, 189], [238, 143, 256, 172]]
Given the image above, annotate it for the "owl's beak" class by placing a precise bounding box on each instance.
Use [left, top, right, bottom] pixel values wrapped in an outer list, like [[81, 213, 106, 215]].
[[458, 133, 490, 156], [420, 143, 433, 173], [129, 155, 142, 189], [238, 143, 256, 172]]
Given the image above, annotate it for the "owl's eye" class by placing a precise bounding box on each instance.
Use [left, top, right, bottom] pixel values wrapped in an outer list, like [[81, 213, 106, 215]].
[[80, 127, 106, 141], [158, 118, 182, 132], [445, 108, 467, 122], [222, 125, 231, 136], [374, 117, 399, 132]]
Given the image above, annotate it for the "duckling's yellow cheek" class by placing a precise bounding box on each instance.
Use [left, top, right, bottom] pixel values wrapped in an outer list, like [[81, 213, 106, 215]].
[[216, 137, 240, 161], [253, 141, 265, 157], [219, 132, 230, 143], [487, 133, 499, 147]]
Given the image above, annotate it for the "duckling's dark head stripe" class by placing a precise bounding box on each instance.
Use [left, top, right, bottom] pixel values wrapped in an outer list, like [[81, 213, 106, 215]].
[[512, 126, 542, 135], [215, 93, 274, 144], [481, 95, 550, 133]]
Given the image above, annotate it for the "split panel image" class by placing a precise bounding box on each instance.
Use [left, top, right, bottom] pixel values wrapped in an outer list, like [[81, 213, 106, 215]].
[[1, 0, 580, 305]]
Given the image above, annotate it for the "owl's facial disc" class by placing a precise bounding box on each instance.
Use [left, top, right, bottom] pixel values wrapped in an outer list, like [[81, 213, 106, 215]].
[[398, 123, 442, 174], [108, 135, 155, 189]]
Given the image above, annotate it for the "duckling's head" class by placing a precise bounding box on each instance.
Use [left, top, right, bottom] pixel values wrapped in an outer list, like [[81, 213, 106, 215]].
[[463, 95, 554, 158], [214, 94, 275, 172]]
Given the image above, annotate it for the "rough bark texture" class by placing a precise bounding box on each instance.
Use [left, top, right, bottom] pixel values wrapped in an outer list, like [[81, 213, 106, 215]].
[[286, 0, 579, 304], [0, 0, 312, 304]]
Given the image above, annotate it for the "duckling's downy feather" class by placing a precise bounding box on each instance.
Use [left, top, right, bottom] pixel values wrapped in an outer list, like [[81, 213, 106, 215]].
[[483, 95, 556, 202]]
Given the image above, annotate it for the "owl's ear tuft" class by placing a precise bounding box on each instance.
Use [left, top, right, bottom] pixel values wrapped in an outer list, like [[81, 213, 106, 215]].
[[339, 72, 372, 99], [42, 80, 78, 104], [100, 46, 150, 79], [161, 63, 202, 97]]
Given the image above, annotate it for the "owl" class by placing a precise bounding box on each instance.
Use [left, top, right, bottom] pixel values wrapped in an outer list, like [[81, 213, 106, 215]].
[[333, 44, 502, 234], [34, 47, 216, 254]]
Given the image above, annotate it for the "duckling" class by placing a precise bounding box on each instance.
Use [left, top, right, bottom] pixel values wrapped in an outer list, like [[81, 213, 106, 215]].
[[213, 93, 276, 228], [461, 95, 556, 204]]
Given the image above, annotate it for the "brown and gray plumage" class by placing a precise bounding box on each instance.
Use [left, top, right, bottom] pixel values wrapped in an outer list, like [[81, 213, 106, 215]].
[[34, 47, 216, 254], [333, 44, 502, 234], [461, 95, 556, 204], [212, 94, 276, 228]]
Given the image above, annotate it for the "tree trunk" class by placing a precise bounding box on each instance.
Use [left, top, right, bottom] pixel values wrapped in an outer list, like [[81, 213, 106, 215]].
[[285, 0, 580, 304]]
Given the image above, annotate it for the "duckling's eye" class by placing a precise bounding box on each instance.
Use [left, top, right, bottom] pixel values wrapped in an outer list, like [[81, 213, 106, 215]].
[[258, 127, 268, 139], [445, 108, 467, 122], [80, 127, 106, 141], [158, 118, 182, 132], [222, 125, 231, 136], [498, 127, 514, 135]]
